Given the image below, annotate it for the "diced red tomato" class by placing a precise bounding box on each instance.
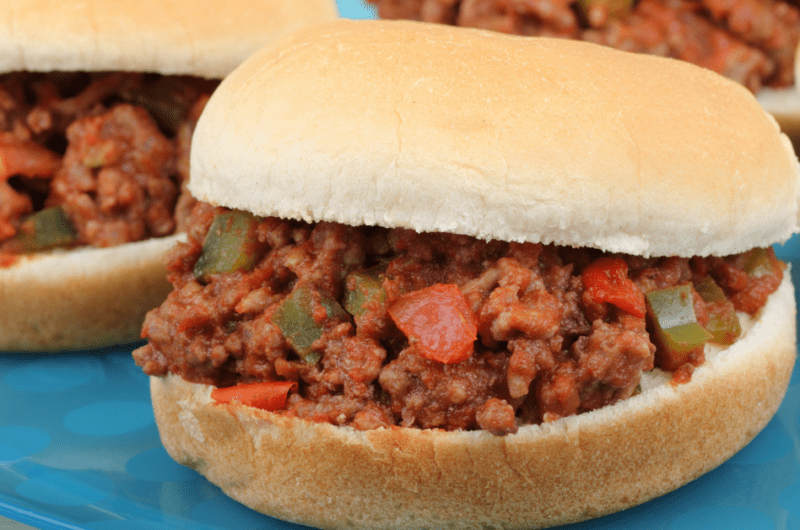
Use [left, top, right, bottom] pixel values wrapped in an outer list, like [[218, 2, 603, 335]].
[[211, 381, 298, 411], [583, 257, 646, 318], [0, 138, 61, 180], [388, 283, 477, 364]]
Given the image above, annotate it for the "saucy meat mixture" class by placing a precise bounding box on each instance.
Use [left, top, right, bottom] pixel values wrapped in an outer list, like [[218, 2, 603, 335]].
[[367, 0, 800, 93], [134, 204, 785, 435], [0, 71, 217, 259]]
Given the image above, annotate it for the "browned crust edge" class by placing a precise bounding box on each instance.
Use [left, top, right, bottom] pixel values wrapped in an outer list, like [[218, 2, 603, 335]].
[[149, 270, 796, 529]]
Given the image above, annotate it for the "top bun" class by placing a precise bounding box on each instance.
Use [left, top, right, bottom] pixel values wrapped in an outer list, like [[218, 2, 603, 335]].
[[0, 0, 339, 79], [190, 19, 800, 257]]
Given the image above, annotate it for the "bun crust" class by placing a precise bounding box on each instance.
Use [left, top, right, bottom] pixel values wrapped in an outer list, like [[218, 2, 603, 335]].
[[0, 0, 338, 78], [190, 20, 800, 258], [149, 272, 796, 530], [0, 235, 181, 352]]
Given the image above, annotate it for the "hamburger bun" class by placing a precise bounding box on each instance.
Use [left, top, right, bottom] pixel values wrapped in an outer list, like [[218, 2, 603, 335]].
[[0, 0, 339, 78], [0, 235, 182, 351], [0, 0, 338, 352], [189, 21, 799, 258], [146, 20, 799, 528]]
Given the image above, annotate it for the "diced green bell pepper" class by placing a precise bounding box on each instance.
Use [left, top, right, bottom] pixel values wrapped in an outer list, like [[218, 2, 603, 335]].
[[344, 267, 386, 317], [646, 284, 712, 355], [693, 276, 741, 345], [743, 247, 774, 278], [193, 210, 260, 281], [693, 275, 726, 303], [15, 206, 78, 251], [272, 283, 348, 364]]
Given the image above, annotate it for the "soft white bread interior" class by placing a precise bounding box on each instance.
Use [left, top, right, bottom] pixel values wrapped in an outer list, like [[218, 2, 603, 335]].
[[0, 234, 182, 352], [150, 271, 796, 530], [0, 0, 339, 78], [190, 19, 800, 258]]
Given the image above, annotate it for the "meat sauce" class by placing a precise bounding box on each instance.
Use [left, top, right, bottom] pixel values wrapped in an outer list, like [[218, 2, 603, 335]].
[[366, 0, 800, 93], [0, 71, 217, 258], [134, 203, 784, 435]]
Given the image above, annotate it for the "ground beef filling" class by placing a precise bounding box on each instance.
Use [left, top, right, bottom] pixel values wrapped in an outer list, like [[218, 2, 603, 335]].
[[366, 0, 800, 93], [134, 204, 785, 435], [0, 71, 216, 255]]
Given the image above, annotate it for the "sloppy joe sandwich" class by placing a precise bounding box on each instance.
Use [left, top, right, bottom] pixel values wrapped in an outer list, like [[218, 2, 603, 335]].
[[135, 20, 799, 529], [0, 0, 338, 351], [367, 0, 800, 142]]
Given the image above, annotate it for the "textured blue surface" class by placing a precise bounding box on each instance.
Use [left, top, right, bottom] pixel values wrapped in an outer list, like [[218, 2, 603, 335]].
[[0, 319, 797, 530], [0, 1, 798, 528], [337, 0, 375, 19]]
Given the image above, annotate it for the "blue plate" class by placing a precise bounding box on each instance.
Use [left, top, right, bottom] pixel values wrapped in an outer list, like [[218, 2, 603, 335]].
[[1, 335, 796, 530], [1, 2, 799, 528]]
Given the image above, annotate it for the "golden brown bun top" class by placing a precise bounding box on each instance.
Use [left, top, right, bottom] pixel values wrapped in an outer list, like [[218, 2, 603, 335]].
[[0, 0, 339, 78], [190, 19, 800, 257]]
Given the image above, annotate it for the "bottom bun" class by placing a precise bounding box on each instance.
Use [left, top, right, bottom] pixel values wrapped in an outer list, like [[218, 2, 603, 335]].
[[150, 272, 797, 530], [0, 234, 182, 352]]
